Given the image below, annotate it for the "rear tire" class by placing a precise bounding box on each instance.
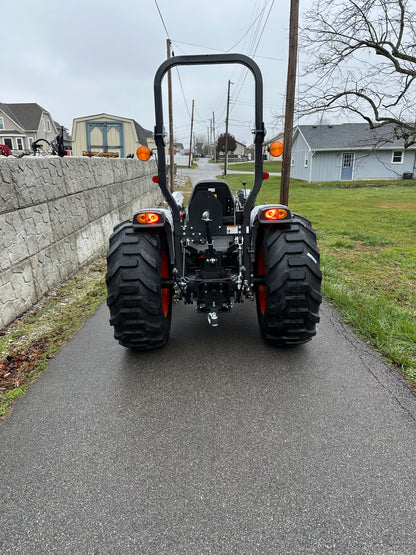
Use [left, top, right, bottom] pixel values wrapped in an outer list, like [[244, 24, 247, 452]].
[[255, 215, 322, 346], [106, 221, 172, 350]]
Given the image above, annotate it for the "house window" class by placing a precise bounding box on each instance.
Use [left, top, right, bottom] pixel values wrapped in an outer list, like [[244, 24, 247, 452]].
[[16, 138, 23, 150], [291, 156, 294, 167], [4, 138, 12, 149], [304, 154, 309, 167], [392, 151, 403, 164], [0, 117, 4, 130], [41, 118, 46, 131], [47, 120, 51, 132], [28, 137, 34, 150]]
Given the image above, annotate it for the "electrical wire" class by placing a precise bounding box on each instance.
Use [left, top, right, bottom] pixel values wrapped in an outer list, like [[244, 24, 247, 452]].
[[153, 0, 170, 38], [175, 68, 192, 118], [230, 0, 275, 115], [153, 1, 193, 124], [226, 0, 273, 52]]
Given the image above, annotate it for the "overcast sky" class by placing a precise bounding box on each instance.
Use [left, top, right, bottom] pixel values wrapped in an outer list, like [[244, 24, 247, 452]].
[[3, 0, 313, 146]]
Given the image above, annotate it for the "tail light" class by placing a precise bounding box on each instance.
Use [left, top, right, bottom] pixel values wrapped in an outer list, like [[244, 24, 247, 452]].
[[133, 211, 166, 228], [258, 205, 291, 223]]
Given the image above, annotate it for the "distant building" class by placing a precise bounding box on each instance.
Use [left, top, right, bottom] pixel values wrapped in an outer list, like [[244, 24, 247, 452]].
[[0, 103, 62, 153], [291, 123, 416, 182], [71, 113, 150, 158], [247, 133, 284, 161], [233, 140, 246, 157]]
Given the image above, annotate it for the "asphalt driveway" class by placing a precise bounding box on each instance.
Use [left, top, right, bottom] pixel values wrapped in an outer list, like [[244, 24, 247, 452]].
[[0, 300, 415, 554]]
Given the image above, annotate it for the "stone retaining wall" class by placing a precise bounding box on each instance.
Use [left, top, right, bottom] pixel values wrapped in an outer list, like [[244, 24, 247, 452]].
[[0, 156, 161, 329]]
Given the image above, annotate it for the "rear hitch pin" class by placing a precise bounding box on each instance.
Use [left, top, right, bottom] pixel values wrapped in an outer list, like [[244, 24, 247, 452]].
[[208, 304, 219, 327]]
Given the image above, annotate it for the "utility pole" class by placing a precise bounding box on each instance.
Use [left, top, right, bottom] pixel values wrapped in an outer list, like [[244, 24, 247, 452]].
[[210, 118, 213, 158], [224, 80, 231, 176], [280, 0, 299, 206], [167, 39, 174, 192], [188, 100, 194, 168], [212, 111, 216, 163]]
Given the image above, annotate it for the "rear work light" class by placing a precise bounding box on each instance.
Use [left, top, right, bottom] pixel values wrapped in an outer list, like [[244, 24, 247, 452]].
[[136, 212, 161, 225]]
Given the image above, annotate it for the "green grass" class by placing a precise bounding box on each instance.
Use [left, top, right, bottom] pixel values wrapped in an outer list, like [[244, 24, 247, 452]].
[[227, 160, 282, 172], [221, 173, 416, 386]]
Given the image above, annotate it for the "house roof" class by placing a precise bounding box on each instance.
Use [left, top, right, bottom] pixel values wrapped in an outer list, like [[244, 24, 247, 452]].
[[0, 103, 51, 132], [297, 123, 416, 151], [0, 103, 24, 130]]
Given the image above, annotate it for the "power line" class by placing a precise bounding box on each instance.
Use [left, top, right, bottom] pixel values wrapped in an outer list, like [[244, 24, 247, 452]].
[[230, 0, 275, 115], [226, 0, 273, 52], [171, 40, 285, 62], [153, 0, 170, 38], [175, 68, 192, 118]]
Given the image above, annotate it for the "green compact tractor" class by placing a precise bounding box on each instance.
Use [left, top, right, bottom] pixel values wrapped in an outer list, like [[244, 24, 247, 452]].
[[106, 54, 321, 349]]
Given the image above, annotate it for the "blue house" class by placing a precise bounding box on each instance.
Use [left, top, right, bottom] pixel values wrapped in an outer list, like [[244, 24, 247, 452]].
[[291, 123, 416, 182]]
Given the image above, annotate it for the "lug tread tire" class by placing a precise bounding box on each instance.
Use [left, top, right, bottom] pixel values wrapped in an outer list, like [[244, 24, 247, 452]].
[[256, 215, 322, 346], [106, 221, 171, 350]]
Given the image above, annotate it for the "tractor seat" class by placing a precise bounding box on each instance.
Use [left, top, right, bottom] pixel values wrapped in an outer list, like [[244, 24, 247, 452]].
[[187, 189, 223, 234], [187, 180, 235, 226]]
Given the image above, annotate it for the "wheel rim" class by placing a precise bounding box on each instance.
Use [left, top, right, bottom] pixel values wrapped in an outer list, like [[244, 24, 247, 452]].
[[161, 250, 170, 318], [257, 247, 266, 315]]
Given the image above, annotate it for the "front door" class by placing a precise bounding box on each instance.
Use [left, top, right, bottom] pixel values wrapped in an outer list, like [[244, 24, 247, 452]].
[[341, 152, 354, 180], [86, 122, 124, 158]]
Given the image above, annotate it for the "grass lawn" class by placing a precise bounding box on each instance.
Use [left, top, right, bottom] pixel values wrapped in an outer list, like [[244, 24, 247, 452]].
[[222, 173, 416, 387], [227, 160, 282, 172]]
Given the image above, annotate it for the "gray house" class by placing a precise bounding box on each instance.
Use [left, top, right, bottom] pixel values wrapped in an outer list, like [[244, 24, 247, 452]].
[[291, 123, 416, 182], [0, 103, 60, 153]]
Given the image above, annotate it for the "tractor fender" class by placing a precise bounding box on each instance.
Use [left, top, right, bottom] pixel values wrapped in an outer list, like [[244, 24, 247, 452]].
[[132, 208, 175, 264], [250, 204, 292, 263], [250, 204, 292, 227]]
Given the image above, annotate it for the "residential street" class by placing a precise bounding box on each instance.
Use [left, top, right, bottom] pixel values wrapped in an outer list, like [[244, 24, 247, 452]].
[[0, 300, 415, 554], [179, 157, 223, 184]]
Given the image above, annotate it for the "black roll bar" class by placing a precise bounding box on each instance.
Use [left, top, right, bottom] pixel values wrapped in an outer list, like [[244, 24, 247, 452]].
[[153, 53, 266, 273]]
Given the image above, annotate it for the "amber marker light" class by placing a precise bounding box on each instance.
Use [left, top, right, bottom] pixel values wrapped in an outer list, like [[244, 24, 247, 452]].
[[136, 212, 161, 224], [269, 141, 284, 157], [264, 208, 288, 220], [137, 146, 152, 161]]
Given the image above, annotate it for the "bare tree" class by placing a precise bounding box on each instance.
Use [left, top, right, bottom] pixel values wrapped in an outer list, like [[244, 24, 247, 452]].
[[299, 0, 416, 147]]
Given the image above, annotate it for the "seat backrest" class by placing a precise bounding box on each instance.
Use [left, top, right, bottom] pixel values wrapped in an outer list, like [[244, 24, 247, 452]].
[[188, 180, 234, 220], [187, 189, 223, 234]]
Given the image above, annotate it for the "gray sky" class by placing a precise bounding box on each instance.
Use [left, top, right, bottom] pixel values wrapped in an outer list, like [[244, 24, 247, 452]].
[[3, 0, 311, 146]]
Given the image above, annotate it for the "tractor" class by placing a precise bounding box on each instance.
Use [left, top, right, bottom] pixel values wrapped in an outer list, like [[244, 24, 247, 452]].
[[106, 54, 321, 349]]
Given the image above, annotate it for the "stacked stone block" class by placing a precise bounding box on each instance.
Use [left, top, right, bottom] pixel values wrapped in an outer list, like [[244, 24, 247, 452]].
[[0, 156, 161, 328]]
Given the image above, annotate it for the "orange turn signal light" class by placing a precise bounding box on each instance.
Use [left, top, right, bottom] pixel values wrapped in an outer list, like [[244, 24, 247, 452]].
[[269, 141, 284, 157], [137, 146, 152, 161], [136, 212, 161, 225], [264, 208, 288, 221]]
